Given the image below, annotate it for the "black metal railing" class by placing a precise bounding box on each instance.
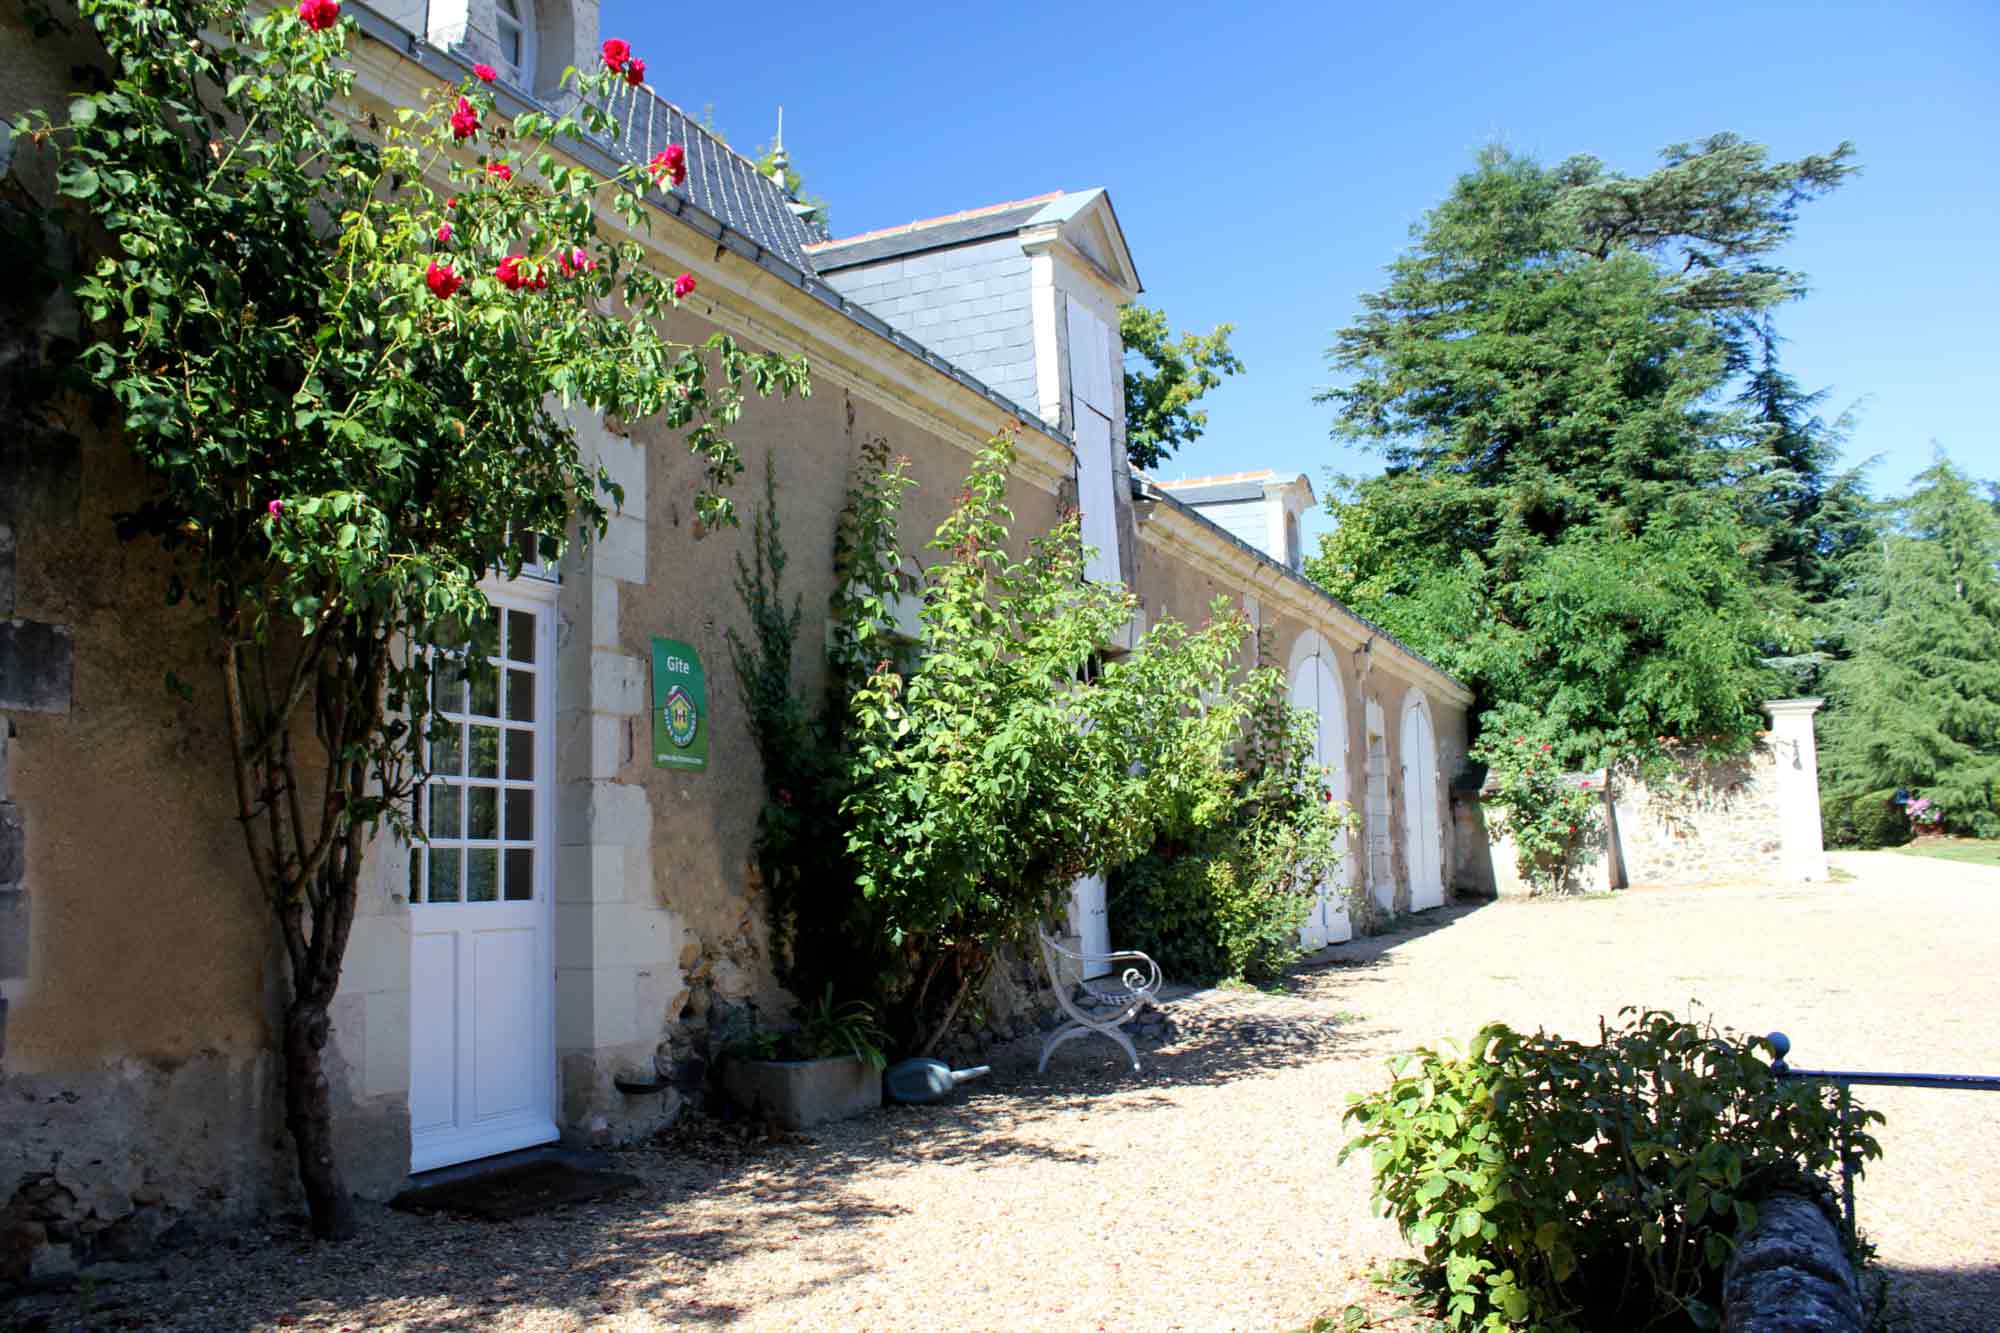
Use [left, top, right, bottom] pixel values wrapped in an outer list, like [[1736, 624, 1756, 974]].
[[1765, 1031, 2000, 1244]]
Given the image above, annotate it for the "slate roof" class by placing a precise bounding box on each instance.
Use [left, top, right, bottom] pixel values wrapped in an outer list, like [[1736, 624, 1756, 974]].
[[1156, 479, 1267, 504], [807, 194, 1066, 271], [575, 82, 829, 274], [1153, 471, 1314, 506]]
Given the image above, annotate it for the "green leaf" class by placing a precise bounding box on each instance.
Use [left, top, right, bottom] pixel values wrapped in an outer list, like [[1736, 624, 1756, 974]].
[[57, 163, 100, 199]]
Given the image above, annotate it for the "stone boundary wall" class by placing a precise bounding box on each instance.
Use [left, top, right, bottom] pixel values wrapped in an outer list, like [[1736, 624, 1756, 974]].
[[1608, 742, 1783, 887], [1452, 726, 1819, 896], [1722, 1191, 1862, 1332]]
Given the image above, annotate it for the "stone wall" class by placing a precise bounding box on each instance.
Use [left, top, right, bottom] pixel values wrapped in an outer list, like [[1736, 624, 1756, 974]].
[[1452, 712, 1832, 896], [1721, 1190, 1861, 1333], [1609, 743, 1783, 887]]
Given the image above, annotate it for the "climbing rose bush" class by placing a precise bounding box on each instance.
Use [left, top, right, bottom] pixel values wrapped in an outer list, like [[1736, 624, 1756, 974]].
[[25, 0, 806, 1238], [1470, 707, 1604, 893]]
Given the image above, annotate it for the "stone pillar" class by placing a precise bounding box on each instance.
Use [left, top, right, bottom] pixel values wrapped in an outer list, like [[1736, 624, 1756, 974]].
[[553, 411, 685, 1143], [1762, 699, 1828, 883]]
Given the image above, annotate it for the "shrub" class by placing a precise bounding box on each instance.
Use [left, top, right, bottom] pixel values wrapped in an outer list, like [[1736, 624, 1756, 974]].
[[1841, 789, 1913, 849], [1819, 796, 1860, 850], [1110, 663, 1352, 983], [737, 437, 1290, 1055], [1342, 1009, 1879, 1331]]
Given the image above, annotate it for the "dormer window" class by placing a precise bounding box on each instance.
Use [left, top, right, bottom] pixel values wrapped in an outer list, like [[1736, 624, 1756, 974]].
[[495, 0, 536, 87]]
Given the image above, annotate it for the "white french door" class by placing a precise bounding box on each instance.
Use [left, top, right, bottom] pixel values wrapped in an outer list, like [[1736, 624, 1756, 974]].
[[408, 579, 558, 1172], [1290, 646, 1354, 948], [1401, 700, 1444, 911]]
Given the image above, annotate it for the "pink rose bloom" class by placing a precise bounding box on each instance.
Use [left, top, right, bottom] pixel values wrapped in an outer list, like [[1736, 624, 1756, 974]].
[[486, 160, 513, 182], [436, 222, 453, 245], [267, 499, 285, 518], [557, 247, 596, 277], [672, 271, 696, 298], [297, 0, 339, 32], [473, 63, 497, 83], [449, 96, 480, 142]]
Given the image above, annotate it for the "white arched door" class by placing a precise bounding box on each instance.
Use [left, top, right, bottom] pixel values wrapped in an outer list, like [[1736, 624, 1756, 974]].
[[1400, 699, 1444, 911], [1288, 637, 1353, 948]]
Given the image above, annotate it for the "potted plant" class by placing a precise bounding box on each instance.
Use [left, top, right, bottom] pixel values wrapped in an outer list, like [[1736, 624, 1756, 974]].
[[1907, 794, 1945, 837], [719, 988, 889, 1129]]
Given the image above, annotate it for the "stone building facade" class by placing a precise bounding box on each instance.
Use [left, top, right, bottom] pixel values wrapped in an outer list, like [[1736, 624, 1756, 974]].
[[0, 0, 1470, 1282]]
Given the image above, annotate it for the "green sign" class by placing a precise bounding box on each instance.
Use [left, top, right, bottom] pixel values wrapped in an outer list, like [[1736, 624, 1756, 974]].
[[651, 637, 708, 770]]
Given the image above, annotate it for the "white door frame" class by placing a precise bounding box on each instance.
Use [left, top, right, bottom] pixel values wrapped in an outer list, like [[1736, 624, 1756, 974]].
[[408, 574, 560, 1172]]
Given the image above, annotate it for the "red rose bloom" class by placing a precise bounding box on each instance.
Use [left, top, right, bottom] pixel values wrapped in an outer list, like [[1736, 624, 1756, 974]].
[[672, 271, 696, 298], [496, 255, 547, 292], [625, 58, 647, 87], [426, 260, 462, 299], [436, 222, 453, 245], [297, 0, 339, 32], [449, 96, 480, 141], [473, 63, 497, 83], [601, 38, 631, 71], [486, 160, 513, 182], [647, 143, 688, 187]]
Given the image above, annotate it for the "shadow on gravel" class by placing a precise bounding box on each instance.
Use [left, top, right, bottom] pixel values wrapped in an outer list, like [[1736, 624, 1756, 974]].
[[12, 912, 1484, 1333], [1871, 1260, 2000, 1332]]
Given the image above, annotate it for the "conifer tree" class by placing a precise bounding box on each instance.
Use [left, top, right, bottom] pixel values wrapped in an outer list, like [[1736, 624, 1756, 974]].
[[1308, 135, 1856, 764], [1820, 458, 2000, 835]]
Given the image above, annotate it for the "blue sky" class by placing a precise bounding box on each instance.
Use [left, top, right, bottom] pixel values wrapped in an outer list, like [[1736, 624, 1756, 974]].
[[610, 0, 1999, 534]]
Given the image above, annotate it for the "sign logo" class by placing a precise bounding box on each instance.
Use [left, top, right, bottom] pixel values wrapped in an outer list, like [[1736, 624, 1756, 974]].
[[663, 684, 698, 748], [650, 637, 708, 771]]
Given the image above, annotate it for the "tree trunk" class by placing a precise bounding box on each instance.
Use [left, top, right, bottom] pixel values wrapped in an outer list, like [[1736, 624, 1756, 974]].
[[282, 996, 357, 1240], [917, 953, 990, 1058]]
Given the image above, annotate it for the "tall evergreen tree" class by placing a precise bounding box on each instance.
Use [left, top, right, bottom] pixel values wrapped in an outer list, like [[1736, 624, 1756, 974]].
[[1820, 458, 2000, 835], [1735, 338, 1873, 605], [1307, 135, 1855, 763]]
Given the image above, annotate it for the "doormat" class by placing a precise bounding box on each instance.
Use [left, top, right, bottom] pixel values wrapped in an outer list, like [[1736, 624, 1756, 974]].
[[390, 1160, 639, 1222]]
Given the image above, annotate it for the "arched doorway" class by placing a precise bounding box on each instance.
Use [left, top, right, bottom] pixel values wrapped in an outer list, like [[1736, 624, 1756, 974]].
[[1287, 633, 1353, 948], [1401, 697, 1444, 910]]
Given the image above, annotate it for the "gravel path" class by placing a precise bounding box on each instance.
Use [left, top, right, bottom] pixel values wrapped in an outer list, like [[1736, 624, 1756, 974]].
[[12, 850, 1997, 1332]]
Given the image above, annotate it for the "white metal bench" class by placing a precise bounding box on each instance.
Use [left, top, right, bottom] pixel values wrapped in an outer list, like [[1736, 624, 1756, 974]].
[[1036, 928, 1163, 1074]]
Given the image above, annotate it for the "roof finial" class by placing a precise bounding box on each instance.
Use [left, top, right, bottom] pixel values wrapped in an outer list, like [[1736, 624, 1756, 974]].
[[767, 106, 790, 180]]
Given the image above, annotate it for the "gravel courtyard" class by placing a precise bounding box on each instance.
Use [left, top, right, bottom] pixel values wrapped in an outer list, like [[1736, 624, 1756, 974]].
[[14, 849, 1997, 1332]]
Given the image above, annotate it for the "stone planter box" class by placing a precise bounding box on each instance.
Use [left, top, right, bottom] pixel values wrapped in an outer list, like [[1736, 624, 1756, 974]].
[[720, 1055, 881, 1129]]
